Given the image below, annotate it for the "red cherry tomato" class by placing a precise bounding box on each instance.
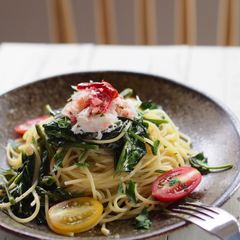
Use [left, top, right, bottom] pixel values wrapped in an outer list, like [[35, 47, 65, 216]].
[[152, 166, 202, 201], [14, 116, 49, 134]]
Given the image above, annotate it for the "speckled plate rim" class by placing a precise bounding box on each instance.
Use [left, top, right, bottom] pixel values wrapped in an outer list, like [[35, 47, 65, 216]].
[[1, 70, 240, 240]]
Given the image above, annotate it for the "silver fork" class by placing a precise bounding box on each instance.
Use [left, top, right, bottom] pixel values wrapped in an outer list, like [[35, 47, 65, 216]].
[[167, 201, 240, 240]]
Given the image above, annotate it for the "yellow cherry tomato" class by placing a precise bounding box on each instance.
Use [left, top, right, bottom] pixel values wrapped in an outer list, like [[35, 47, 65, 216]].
[[48, 197, 103, 233]]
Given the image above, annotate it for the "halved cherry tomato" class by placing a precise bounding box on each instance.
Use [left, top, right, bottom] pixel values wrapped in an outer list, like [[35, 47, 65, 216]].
[[48, 197, 103, 233], [14, 116, 49, 134], [152, 166, 202, 201]]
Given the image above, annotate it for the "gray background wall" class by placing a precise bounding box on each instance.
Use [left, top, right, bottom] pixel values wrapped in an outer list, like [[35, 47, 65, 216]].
[[0, 0, 236, 45]]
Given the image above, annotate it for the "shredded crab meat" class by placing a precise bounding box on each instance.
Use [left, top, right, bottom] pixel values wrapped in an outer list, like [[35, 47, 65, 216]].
[[62, 83, 141, 139]]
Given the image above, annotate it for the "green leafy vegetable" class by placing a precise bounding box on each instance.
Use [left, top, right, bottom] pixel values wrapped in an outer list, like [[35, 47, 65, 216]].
[[114, 118, 147, 175], [43, 115, 79, 147], [39, 149, 48, 177], [102, 202, 108, 208], [0, 175, 15, 205], [0, 168, 15, 175], [43, 118, 97, 169], [189, 152, 233, 174], [126, 180, 138, 205], [60, 143, 99, 150], [45, 104, 58, 116], [8, 139, 21, 150], [183, 182, 188, 190], [1, 117, 91, 225], [35, 123, 56, 157], [148, 139, 160, 156], [140, 100, 158, 110], [75, 161, 89, 167], [132, 207, 152, 229], [169, 177, 182, 186], [19, 151, 35, 195], [39, 148, 55, 187], [142, 116, 168, 124], [40, 176, 55, 186], [117, 181, 124, 195], [0, 152, 35, 219], [52, 152, 63, 172], [11, 172, 22, 185], [77, 149, 88, 162], [43, 112, 148, 176], [32, 136, 38, 146], [115, 139, 145, 175], [129, 130, 146, 143], [100, 120, 129, 149], [154, 169, 166, 173], [120, 88, 133, 98], [36, 185, 84, 201]]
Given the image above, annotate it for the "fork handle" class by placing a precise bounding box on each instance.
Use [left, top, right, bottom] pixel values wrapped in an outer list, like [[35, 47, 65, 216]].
[[219, 226, 240, 240]]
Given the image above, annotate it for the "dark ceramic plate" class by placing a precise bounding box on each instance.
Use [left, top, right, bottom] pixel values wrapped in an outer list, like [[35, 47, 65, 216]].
[[0, 71, 240, 240]]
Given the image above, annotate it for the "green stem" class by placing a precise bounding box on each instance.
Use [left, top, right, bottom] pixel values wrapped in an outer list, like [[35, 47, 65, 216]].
[[78, 149, 88, 162], [143, 116, 168, 124], [114, 140, 129, 177], [197, 161, 233, 170], [120, 88, 133, 98], [0, 176, 16, 205], [35, 123, 56, 156], [61, 143, 99, 150], [45, 104, 56, 116], [129, 130, 146, 143], [41, 176, 55, 186], [13, 172, 23, 185]]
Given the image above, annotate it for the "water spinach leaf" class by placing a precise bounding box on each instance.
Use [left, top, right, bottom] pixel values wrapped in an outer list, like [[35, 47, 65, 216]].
[[75, 161, 89, 167], [132, 207, 152, 229], [43, 115, 78, 147], [43, 113, 150, 176], [120, 88, 133, 98], [0, 152, 36, 219], [117, 181, 124, 195], [189, 152, 233, 174], [140, 100, 158, 110], [43, 115, 114, 150], [52, 152, 63, 172], [169, 177, 182, 186], [126, 180, 138, 205], [114, 118, 147, 175], [147, 139, 160, 156]]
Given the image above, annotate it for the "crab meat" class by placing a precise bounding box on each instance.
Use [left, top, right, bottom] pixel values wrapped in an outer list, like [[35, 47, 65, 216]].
[[62, 81, 140, 139]]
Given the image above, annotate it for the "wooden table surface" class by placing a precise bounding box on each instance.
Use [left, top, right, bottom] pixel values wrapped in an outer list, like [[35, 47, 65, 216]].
[[0, 43, 240, 240]]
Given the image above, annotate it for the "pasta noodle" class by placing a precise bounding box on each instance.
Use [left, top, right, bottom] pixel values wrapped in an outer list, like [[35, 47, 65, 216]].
[[1, 82, 198, 236], [4, 108, 195, 234]]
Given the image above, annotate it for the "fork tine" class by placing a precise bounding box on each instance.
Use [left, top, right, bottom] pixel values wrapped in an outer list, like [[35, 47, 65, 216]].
[[170, 207, 211, 220], [171, 201, 218, 220], [167, 202, 240, 240], [185, 201, 220, 213], [176, 202, 218, 218]]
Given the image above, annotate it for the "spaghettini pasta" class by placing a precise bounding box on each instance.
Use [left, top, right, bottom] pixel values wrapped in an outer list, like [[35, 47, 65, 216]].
[[2, 81, 198, 236]]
